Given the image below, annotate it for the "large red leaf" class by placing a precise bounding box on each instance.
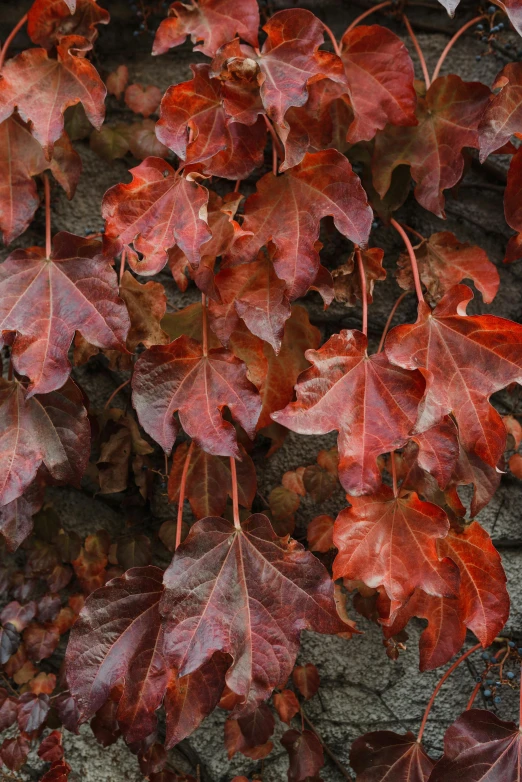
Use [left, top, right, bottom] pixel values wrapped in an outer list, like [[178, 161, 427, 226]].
[[340, 25, 417, 144], [0, 36, 106, 156], [385, 284, 522, 470], [66, 566, 167, 742], [153, 0, 260, 58], [102, 157, 211, 276], [333, 487, 459, 607], [272, 330, 425, 495], [350, 730, 434, 781], [373, 76, 490, 218], [161, 513, 352, 715], [0, 116, 81, 244], [0, 379, 89, 507], [0, 232, 129, 395], [431, 709, 522, 781], [131, 336, 261, 457], [224, 149, 372, 299], [27, 0, 110, 49]]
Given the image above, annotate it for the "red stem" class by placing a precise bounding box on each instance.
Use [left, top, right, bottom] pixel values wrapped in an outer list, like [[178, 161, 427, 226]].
[[230, 457, 241, 530], [119, 248, 126, 283], [466, 680, 482, 710], [43, 174, 52, 258], [234, 180, 241, 193], [104, 378, 130, 410], [263, 115, 283, 175], [390, 451, 398, 497], [0, 13, 28, 70], [402, 14, 430, 90], [201, 293, 208, 357], [401, 224, 425, 243], [432, 15, 487, 82], [390, 219, 424, 304], [378, 292, 409, 354], [417, 643, 482, 742], [322, 23, 341, 57], [355, 248, 368, 337], [176, 441, 194, 550], [344, 1, 392, 35]]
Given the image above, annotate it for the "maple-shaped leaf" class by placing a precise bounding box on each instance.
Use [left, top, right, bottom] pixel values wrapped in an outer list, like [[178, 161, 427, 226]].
[[102, 157, 211, 276], [0, 232, 129, 395], [0, 379, 89, 507], [225, 703, 275, 759], [396, 232, 499, 305], [229, 305, 321, 430], [272, 330, 425, 495], [225, 149, 372, 299], [202, 116, 266, 180], [373, 76, 490, 218], [119, 271, 169, 351], [209, 248, 291, 351], [333, 487, 459, 607], [386, 284, 522, 470], [161, 513, 352, 715], [332, 247, 386, 306], [27, 0, 110, 49], [0, 116, 81, 244], [66, 566, 167, 743], [0, 36, 106, 156], [153, 0, 260, 58], [281, 729, 323, 782], [340, 24, 417, 144], [504, 147, 522, 264], [350, 730, 434, 781], [0, 479, 44, 552], [412, 417, 460, 490], [132, 335, 261, 457], [168, 441, 256, 519]]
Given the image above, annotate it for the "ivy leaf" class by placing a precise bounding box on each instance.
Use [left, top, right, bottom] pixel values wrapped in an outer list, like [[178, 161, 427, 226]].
[[119, 271, 169, 351], [293, 664, 319, 700], [281, 729, 324, 782], [0, 232, 129, 395], [273, 690, 300, 724], [153, 0, 260, 58], [0, 480, 45, 552], [350, 730, 434, 781], [272, 330, 425, 495], [124, 83, 162, 118], [0, 36, 106, 156], [386, 284, 522, 470], [106, 64, 128, 99], [225, 703, 274, 759], [430, 709, 522, 781], [0, 379, 89, 507], [396, 232, 499, 305], [0, 116, 81, 244], [225, 149, 372, 299], [102, 157, 211, 276], [27, 0, 110, 49], [132, 336, 261, 457], [333, 487, 459, 608], [0, 734, 30, 772], [161, 513, 352, 715], [17, 691, 50, 732], [373, 76, 490, 218], [340, 24, 417, 144]]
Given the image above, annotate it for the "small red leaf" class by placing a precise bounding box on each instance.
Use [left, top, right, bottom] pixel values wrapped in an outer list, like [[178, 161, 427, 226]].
[[281, 729, 324, 782], [292, 664, 320, 700], [17, 691, 51, 732], [225, 703, 275, 759], [125, 83, 162, 117], [273, 689, 300, 724], [307, 515, 335, 553]]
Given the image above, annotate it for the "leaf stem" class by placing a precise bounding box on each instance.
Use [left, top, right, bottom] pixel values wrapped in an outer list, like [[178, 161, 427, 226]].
[[0, 13, 27, 71], [466, 680, 482, 710], [402, 14, 430, 90], [355, 248, 368, 337], [104, 378, 130, 410], [322, 23, 342, 57], [390, 450, 398, 497], [390, 219, 424, 304], [263, 115, 283, 175], [176, 441, 194, 550], [230, 457, 241, 530], [378, 292, 409, 353], [401, 224, 425, 243], [201, 293, 208, 357], [344, 1, 392, 35], [417, 642, 482, 742], [119, 248, 126, 283], [432, 15, 487, 82], [233, 179, 241, 193], [43, 174, 52, 258]]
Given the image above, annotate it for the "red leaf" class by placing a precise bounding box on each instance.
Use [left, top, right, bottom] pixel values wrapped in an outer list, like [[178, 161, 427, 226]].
[[225, 703, 275, 759], [504, 147, 522, 263], [281, 729, 324, 782], [273, 689, 300, 724], [396, 232, 499, 305], [40, 760, 71, 782], [1, 601, 36, 632], [27, 0, 110, 49], [102, 157, 211, 276], [386, 284, 522, 470], [333, 487, 459, 609], [0, 687, 18, 732], [307, 515, 335, 553], [373, 76, 490, 218], [272, 331, 425, 495], [66, 567, 167, 743], [225, 149, 372, 299], [132, 336, 261, 457], [412, 417, 460, 491], [0, 379, 90, 507], [161, 513, 352, 715], [153, 0, 259, 58], [350, 730, 434, 781], [106, 64, 128, 99], [17, 691, 51, 732], [340, 25, 417, 144], [479, 62, 522, 159], [0, 734, 30, 771], [0, 480, 45, 552], [430, 708, 522, 781], [0, 232, 129, 395], [0, 36, 106, 156], [125, 83, 162, 117], [54, 691, 80, 734], [24, 622, 60, 661], [292, 664, 319, 700]]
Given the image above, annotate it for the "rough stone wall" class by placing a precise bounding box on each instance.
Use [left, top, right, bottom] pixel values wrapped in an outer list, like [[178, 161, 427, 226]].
[[2, 1, 522, 780]]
